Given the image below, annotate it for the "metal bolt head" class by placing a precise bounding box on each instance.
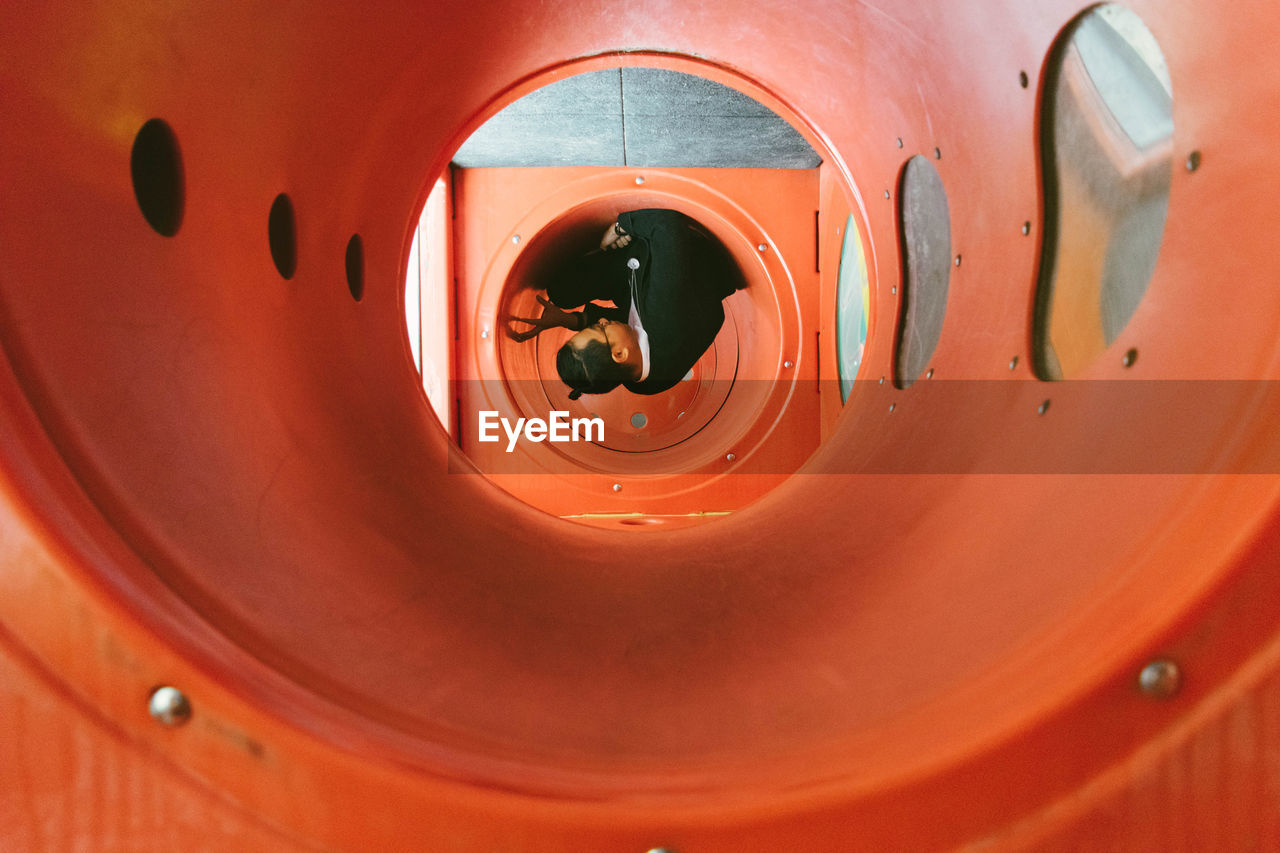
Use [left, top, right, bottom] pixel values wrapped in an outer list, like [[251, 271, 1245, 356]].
[[1138, 659, 1182, 699], [148, 686, 192, 726], [480, 328, 490, 340], [635, 176, 646, 185], [783, 360, 794, 369], [757, 243, 768, 252], [725, 452, 736, 462], [511, 234, 521, 245], [612, 483, 622, 493]]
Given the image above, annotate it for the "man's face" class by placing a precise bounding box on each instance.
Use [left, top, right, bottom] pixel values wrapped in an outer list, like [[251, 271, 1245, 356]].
[[568, 317, 636, 360]]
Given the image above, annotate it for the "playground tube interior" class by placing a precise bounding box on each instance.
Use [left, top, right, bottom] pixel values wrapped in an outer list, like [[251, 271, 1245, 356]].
[[4, 1, 1280, 850]]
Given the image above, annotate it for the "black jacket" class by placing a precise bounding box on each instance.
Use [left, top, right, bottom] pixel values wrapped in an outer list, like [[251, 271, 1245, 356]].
[[546, 209, 741, 395]]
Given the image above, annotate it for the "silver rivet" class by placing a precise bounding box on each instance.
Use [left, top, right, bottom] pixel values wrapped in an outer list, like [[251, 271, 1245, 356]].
[[1022, 221, 1031, 236], [511, 234, 521, 245], [878, 376, 885, 385], [884, 190, 890, 199], [1038, 399, 1051, 415], [1009, 356, 1019, 370], [635, 176, 646, 185], [1122, 348, 1138, 368], [630, 412, 647, 429], [1020, 70, 1030, 89], [954, 254, 962, 267], [725, 453, 736, 462], [757, 243, 768, 252], [889, 403, 897, 412], [148, 686, 192, 726], [934, 147, 942, 160], [1186, 151, 1202, 172], [480, 327, 490, 340], [784, 360, 794, 369], [895, 137, 904, 148], [926, 368, 934, 379], [612, 483, 622, 493], [1138, 659, 1182, 699], [891, 286, 897, 294]]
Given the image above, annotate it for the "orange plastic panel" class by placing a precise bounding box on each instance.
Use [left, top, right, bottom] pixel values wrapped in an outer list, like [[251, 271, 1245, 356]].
[[451, 165, 821, 521], [3, 3, 1280, 852]]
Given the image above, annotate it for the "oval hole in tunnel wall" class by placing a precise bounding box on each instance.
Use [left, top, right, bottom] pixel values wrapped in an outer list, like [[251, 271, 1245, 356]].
[[1033, 4, 1172, 380], [893, 155, 951, 390], [836, 213, 870, 403], [268, 193, 298, 280], [130, 119, 184, 237], [346, 234, 365, 301]]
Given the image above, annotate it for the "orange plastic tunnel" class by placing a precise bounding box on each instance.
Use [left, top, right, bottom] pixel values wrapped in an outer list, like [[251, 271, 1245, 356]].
[[4, 2, 1280, 850]]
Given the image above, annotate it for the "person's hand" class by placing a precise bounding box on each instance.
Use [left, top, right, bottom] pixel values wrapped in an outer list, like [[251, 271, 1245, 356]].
[[600, 221, 632, 252], [505, 294, 582, 342]]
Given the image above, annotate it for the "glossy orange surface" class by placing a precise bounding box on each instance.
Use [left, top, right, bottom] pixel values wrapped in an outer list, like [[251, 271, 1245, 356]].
[[3, 3, 1280, 851]]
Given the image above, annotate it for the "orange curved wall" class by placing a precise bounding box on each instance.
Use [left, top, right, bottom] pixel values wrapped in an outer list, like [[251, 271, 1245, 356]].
[[3, 2, 1280, 851]]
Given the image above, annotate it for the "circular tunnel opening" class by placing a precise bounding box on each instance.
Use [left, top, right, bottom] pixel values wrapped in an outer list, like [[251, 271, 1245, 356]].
[[404, 58, 860, 525]]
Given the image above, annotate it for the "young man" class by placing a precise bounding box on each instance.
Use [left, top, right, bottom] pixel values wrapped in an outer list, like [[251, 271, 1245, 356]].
[[508, 209, 741, 398]]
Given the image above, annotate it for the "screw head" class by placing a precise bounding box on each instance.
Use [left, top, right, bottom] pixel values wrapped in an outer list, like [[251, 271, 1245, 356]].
[[1138, 659, 1182, 699], [148, 686, 192, 726]]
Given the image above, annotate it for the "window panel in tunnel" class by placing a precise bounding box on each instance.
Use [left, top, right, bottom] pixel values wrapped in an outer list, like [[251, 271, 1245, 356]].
[[836, 213, 870, 402], [893, 155, 951, 390], [1033, 4, 1173, 381]]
